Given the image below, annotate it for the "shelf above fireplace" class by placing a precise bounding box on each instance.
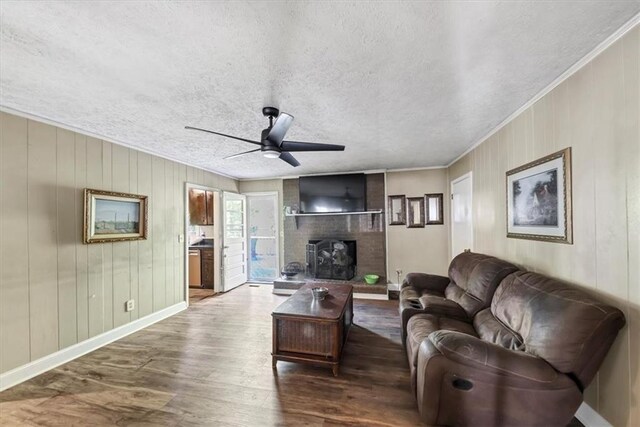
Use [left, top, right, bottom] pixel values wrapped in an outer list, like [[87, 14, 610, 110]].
[[285, 210, 383, 229]]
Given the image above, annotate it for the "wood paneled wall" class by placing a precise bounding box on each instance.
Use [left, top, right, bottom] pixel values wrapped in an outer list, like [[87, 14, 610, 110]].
[[386, 169, 450, 280], [0, 111, 238, 374], [447, 26, 639, 426]]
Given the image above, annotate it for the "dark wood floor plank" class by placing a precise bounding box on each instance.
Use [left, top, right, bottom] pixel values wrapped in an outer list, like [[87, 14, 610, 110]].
[[0, 284, 425, 426]]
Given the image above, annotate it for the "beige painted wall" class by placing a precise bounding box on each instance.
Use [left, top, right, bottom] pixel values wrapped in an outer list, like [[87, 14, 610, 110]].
[[238, 179, 285, 270], [386, 169, 450, 281], [447, 26, 639, 426], [0, 111, 238, 374]]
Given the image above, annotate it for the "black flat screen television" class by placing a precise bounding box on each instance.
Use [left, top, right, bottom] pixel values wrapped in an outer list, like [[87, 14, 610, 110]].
[[299, 173, 366, 213]]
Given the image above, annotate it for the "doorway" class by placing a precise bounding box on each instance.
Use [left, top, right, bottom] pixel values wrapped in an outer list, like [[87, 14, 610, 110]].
[[245, 192, 280, 282], [451, 172, 473, 258], [185, 183, 221, 305]]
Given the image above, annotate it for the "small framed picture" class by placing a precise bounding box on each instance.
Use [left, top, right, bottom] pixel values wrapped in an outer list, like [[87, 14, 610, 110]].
[[425, 193, 444, 225], [506, 148, 572, 243], [388, 195, 406, 225], [84, 188, 149, 244], [406, 197, 425, 228]]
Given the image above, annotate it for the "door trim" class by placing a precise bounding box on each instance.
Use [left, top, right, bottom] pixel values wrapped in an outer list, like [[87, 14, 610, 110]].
[[450, 171, 473, 259]]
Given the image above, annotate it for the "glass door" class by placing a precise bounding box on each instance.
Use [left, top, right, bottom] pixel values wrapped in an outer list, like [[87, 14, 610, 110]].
[[246, 193, 279, 282]]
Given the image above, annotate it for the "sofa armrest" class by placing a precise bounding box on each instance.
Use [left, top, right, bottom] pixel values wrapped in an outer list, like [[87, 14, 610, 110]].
[[401, 273, 450, 293], [426, 330, 559, 383]]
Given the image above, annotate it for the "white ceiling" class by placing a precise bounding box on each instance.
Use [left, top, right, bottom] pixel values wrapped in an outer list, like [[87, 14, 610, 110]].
[[1, 2, 638, 179]]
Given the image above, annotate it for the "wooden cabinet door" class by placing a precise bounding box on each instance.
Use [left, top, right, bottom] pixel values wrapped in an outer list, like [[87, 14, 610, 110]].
[[201, 249, 214, 288], [205, 190, 214, 225], [189, 189, 207, 225]]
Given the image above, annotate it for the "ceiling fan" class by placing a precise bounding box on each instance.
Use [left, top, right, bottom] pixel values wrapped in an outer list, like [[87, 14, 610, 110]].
[[185, 107, 345, 167]]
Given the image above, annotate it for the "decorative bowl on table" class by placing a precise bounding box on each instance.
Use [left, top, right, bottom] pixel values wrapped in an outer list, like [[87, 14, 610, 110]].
[[281, 262, 303, 279], [364, 274, 380, 285], [311, 287, 329, 300]]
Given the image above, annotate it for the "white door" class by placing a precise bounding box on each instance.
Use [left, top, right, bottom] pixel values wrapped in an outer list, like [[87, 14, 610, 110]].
[[451, 172, 473, 258], [222, 192, 247, 291], [246, 193, 279, 282]]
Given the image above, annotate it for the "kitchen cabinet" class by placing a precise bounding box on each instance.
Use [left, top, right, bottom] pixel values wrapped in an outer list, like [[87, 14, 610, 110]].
[[201, 248, 214, 288], [189, 189, 214, 225], [206, 190, 214, 225]]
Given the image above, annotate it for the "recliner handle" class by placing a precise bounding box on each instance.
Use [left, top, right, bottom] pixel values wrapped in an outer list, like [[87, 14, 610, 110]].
[[452, 378, 473, 391]]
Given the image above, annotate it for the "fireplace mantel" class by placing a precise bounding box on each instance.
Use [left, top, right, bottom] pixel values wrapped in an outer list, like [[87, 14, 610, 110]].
[[285, 210, 383, 229]]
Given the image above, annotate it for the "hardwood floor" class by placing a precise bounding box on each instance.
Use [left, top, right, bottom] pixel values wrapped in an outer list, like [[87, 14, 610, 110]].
[[0, 284, 424, 426], [188, 288, 217, 304]]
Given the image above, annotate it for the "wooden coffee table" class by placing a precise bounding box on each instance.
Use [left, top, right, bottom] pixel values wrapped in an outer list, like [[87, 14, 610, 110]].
[[272, 283, 353, 376]]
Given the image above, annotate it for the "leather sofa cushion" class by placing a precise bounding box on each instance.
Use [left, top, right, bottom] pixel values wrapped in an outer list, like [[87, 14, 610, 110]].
[[418, 295, 468, 321], [400, 286, 443, 301], [492, 271, 626, 387], [473, 308, 524, 350], [406, 313, 477, 369], [445, 253, 519, 318]]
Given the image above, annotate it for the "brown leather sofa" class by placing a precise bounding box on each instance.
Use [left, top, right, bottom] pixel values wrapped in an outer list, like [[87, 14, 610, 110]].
[[400, 252, 519, 345], [404, 266, 626, 426]]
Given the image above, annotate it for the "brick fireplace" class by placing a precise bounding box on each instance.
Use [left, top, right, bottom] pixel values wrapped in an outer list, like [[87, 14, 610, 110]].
[[283, 173, 386, 283]]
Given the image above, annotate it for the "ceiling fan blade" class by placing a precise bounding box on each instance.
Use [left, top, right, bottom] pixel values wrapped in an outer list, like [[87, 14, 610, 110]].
[[185, 126, 262, 146], [266, 113, 293, 146], [280, 140, 345, 152], [223, 148, 261, 160], [279, 151, 300, 167]]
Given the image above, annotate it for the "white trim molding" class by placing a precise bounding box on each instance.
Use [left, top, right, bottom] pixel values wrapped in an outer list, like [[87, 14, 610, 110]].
[[447, 12, 640, 168], [575, 402, 613, 427], [353, 292, 388, 301], [0, 106, 237, 181], [0, 302, 187, 392]]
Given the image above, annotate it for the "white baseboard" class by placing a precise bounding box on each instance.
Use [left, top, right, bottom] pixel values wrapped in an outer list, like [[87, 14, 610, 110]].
[[354, 292, 388, 300], [575, 402, 612, 427], [387, 283, 400, 291], [0, 301, 187, 392]]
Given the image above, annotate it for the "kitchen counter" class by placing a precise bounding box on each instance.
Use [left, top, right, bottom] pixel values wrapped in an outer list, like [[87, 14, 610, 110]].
[[189, 238, 213, 249]]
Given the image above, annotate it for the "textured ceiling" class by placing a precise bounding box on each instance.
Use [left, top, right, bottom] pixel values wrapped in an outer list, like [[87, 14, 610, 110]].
[[1, 1, 639, 179]]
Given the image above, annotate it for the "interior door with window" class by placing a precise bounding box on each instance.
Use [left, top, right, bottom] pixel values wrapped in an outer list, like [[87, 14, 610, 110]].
[[222, 192, 247, 291], [451, 172, 473, 258]]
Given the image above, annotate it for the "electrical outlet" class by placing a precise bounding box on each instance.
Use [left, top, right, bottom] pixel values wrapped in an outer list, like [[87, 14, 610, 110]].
[[125, 299, 135, 312]]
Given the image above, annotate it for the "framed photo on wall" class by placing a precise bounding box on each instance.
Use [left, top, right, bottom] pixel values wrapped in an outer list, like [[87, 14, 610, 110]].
[[425, 193, 444, 225], [506, 148, 572, 244], [388, 195, 406, 225], [406, 197, 425, 228], [84, 188, 149, 244]]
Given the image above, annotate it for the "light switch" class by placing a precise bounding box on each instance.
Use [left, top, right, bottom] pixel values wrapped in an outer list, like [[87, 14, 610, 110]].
[[178, 234, 184, 243]]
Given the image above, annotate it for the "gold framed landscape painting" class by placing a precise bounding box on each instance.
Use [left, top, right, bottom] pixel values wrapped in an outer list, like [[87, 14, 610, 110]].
[[506, 148, 572, 244], [84, 189, 148, 244]]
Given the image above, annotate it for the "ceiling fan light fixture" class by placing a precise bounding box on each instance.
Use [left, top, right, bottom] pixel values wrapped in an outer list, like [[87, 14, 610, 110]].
[[263, 149, 280, 159]]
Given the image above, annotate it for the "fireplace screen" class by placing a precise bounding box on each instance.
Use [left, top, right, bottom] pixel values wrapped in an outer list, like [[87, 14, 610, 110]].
[[306, 239, 357, 280]]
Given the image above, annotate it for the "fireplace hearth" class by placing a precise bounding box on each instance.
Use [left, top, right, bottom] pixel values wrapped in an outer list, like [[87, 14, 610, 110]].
[[306, 239, 357, 280]]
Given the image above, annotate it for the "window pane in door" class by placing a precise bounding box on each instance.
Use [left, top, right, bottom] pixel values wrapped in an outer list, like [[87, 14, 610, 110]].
[[247, 194, 278, 281]]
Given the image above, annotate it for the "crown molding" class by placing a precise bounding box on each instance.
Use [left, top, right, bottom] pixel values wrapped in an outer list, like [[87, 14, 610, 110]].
[[446, 12, 640, 168], [0, 105, 239, 181], [3, 12, 637, 179]]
